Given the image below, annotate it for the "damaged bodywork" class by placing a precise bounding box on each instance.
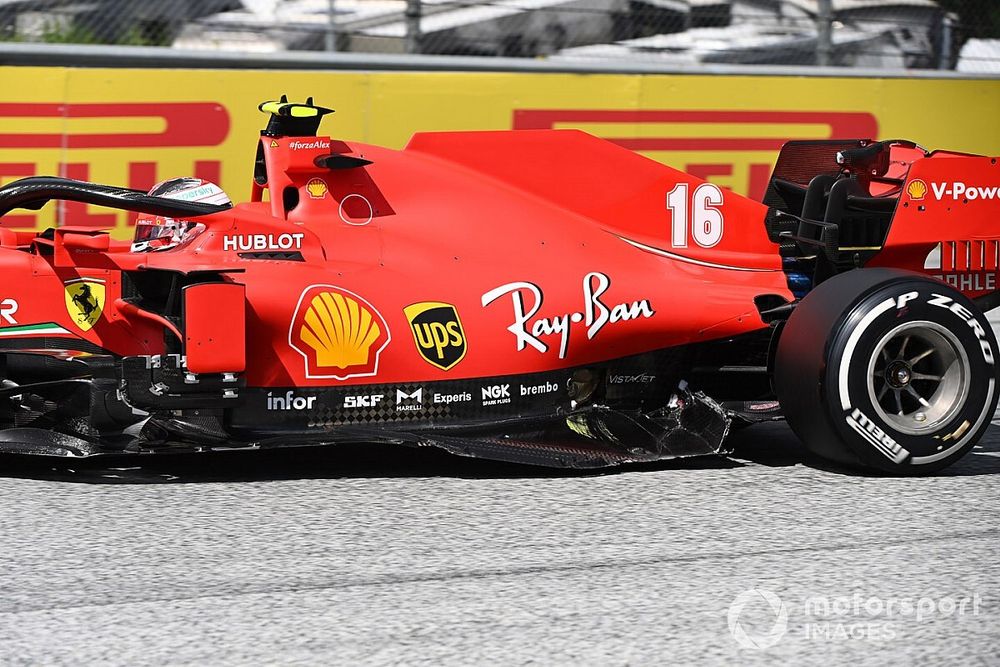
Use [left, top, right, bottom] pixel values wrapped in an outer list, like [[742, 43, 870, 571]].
[[0, 342, 730, 468], [1, 97, 997, 473]]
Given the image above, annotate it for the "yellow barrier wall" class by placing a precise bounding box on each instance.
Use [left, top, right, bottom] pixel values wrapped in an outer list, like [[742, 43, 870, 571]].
[[2, 66, 999, 237]]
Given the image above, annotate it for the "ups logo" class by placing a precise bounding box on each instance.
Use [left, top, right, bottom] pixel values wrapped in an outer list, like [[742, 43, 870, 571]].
[[404, 301, 467, 371]]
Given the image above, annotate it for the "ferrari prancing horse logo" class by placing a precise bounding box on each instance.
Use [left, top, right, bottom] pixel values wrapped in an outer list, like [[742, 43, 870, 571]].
[[64, 279, 105, 331]]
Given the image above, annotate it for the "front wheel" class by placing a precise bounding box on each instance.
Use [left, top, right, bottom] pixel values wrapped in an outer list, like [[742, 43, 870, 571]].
[[775, 268, 999, 474]]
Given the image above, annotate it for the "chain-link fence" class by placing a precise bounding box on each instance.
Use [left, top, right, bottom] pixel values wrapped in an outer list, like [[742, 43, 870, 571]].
[[1, 1, 998, 72]]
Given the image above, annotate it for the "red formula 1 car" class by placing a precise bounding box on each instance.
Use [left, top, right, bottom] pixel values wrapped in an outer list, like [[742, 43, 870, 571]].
[[0, 97, 996, 473]]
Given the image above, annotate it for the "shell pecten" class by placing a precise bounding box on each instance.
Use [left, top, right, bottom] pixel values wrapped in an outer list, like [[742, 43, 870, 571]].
[[299, 290, 382, 369], [907, 179, 928, 200]]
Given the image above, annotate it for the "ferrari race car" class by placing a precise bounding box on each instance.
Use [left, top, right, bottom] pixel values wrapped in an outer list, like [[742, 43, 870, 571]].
[[0, 97, 996, 474]]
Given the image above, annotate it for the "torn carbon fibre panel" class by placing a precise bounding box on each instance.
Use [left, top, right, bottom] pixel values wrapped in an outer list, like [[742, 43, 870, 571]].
[[0, 390, 731, 468], [0, 428, 106, 457], [401, 390, 731, 469], [345, 389, 733, 468]]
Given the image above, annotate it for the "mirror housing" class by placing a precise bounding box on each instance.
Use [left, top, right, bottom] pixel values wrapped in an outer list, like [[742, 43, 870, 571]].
[[53, 228, 113, 268]]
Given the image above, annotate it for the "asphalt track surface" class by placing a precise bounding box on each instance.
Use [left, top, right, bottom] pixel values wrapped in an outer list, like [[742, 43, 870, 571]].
[[2, 345, 1000, 665]]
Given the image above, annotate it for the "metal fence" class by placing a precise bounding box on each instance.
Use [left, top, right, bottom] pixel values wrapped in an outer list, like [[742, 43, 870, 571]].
[[0, 1, 998, 72]]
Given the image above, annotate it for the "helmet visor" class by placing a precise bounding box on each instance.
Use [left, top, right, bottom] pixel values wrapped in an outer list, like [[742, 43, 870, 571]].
[[132, 217, 203, 252]]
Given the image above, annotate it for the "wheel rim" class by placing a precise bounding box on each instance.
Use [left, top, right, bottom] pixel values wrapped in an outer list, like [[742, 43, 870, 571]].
[[866, 321, 970, 435]]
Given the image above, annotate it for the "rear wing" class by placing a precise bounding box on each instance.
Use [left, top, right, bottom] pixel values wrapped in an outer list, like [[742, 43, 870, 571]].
[[0, 177, 232, 220]]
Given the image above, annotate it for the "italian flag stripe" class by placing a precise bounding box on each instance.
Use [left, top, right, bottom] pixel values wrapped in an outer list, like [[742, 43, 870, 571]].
[[0, 323, 72, 337]]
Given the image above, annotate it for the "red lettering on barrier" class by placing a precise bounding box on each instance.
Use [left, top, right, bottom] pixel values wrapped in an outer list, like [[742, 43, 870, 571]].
[[128, 162, 158, 192], [748, 163, 775, 202], [0, 102, 230, 149], [686, 163, 733, 183], [194, 160, 222, 187], [513, 109, 880, 200], [127, 161, 158, 225], [0, 102, 229, 229], [512, 110, 879, 151], [58, 163, 118, 228], [0, 162, 37, 227]]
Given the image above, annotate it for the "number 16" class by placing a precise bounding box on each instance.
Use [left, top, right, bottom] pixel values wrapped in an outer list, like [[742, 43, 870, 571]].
[[667, 183, 725, 248]]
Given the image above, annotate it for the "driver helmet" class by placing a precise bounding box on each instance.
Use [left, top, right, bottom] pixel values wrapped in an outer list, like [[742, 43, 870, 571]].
[[131, 178, 231, 253]]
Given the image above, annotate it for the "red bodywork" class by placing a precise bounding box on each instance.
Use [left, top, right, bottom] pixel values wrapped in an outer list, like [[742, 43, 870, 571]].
[[0, 117, 997, 396], [871, 152, 1000, 300], [2, 104, 1000, 468], [0, 127, 791, 387]]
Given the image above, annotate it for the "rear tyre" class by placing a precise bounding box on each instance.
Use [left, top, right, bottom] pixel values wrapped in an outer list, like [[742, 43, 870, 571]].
[[775, 268, 999, 474]]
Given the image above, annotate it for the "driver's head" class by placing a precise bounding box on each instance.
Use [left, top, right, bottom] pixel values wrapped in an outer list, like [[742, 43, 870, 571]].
[[132, 215, 197, 252], [131, 178, 231, 253], [148, 177, 232, 206]]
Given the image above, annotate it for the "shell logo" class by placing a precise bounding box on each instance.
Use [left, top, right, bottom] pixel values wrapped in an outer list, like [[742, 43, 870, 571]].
[[289, 285, 391, 380], [306, 178, 328, 199], [907, 178, 928, 201]]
